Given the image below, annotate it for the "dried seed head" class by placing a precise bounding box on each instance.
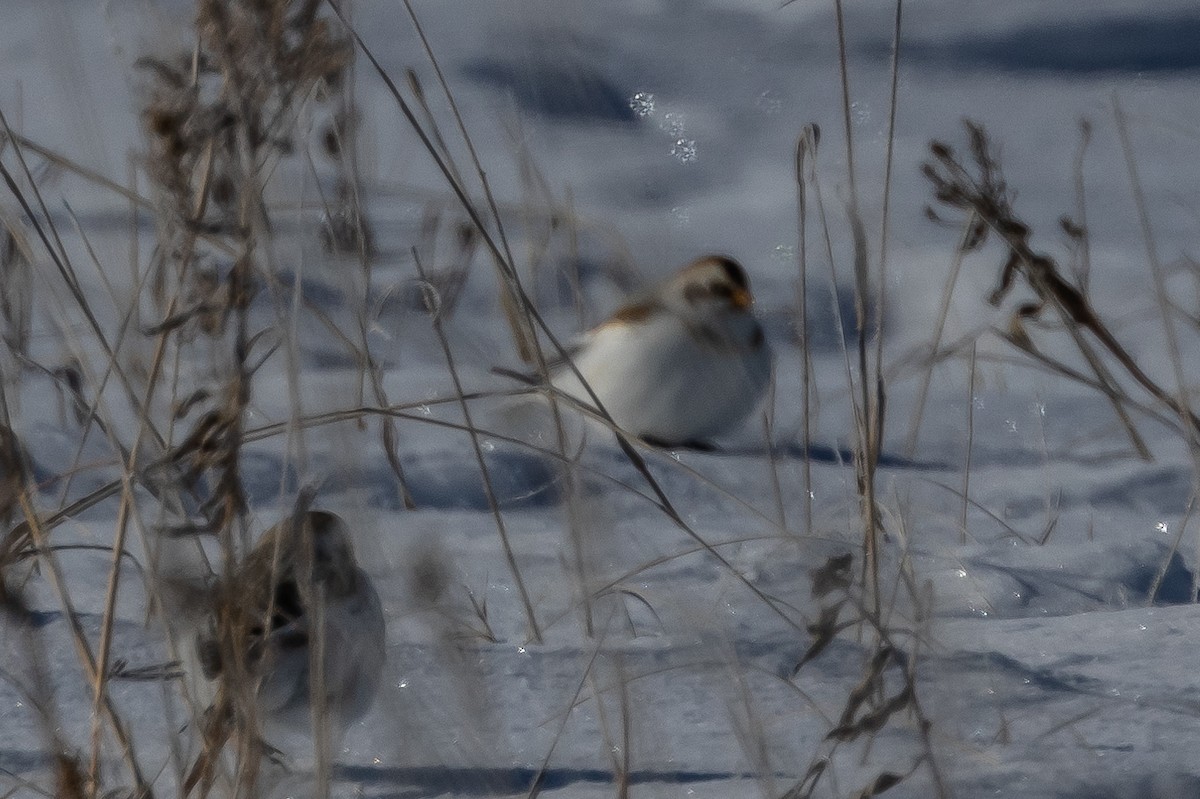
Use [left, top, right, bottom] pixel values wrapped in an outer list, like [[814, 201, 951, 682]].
[[996, 219, 1029, 240], [928, 140, 953, 160], [965, 119, 989, 158]]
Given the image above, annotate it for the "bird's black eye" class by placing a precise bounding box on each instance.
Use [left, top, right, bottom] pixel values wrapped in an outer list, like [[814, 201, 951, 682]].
[[710, 282, 733, 298]]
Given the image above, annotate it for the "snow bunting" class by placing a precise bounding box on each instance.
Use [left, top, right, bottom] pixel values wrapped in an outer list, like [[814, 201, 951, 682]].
[[551, 255, 772, 447], [190, 509, 386, 734]]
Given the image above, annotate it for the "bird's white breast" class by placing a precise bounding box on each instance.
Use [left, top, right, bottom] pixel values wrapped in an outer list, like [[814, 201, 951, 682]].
[[553, 311, 770, 444]]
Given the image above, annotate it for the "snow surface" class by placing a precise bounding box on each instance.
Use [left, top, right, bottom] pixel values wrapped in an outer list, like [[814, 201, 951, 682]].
[[3, 0, 1200, 797]]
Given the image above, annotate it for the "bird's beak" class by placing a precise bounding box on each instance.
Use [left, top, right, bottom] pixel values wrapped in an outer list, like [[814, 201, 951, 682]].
[[730, 287, 753, 311]]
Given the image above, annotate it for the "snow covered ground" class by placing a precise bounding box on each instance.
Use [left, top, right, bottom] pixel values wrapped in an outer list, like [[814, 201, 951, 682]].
[[3, 0, 1200, 797]]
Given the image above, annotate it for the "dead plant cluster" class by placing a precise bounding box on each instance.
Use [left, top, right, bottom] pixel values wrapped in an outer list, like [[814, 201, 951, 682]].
[[779, 545, 942, 799], [0, 2, 368, 797], [135, 4, 365, 796], [923, 120, 1200, 459]]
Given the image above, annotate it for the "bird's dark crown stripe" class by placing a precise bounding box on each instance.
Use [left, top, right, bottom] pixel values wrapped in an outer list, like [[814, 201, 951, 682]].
[[715, 256, 747, 289], [688, 255, 747, 289]]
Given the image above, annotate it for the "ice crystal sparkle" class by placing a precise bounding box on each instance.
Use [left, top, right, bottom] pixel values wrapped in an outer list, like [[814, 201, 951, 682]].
[[671, 138, 697, 163], [628, 91, 655, 117]]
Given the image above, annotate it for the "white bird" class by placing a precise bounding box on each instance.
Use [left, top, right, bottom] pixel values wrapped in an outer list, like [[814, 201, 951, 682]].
[[179, 509, 385, 792], [550, 255, 772, 448]]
